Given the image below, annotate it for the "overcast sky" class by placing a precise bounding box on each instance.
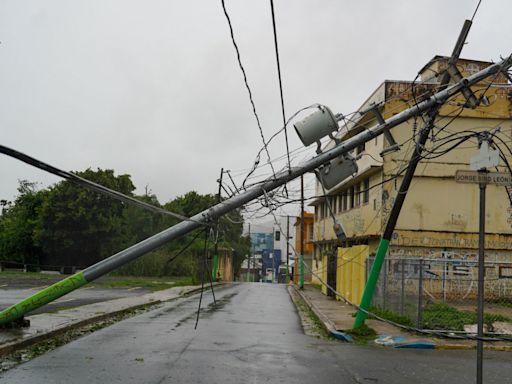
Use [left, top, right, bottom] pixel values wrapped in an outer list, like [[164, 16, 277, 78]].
[[1, 0, 510, 220]]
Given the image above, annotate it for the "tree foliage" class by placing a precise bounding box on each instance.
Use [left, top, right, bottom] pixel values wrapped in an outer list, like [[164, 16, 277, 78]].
[[35, 169, 135, 267], [0, 181, 46, 265], [0, 172, 249, 280]]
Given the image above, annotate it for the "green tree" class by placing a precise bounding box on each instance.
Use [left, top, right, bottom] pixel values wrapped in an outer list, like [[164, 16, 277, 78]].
[[35, 169, 136, 267], [0, 180, 47, 266]]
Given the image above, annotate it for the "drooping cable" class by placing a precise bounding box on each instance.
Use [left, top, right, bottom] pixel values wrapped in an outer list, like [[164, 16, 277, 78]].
[[164, 229, 205, 268], [0, 144, 204, 225], [220, 0, 277, 181], [269, 0, 291, 173]]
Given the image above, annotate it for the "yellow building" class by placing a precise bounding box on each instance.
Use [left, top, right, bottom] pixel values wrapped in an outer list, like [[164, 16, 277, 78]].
[[293, 212, 315, 284], [311, 56, 512, 296]]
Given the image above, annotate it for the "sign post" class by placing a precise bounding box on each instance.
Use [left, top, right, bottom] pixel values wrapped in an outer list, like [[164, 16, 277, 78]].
[[476, 171, 486, 384], [455, 142, 509, 384]]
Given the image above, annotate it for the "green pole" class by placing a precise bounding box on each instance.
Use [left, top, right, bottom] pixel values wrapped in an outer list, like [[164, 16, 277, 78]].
[[353, 21, 473, 329], [353, 239, 389, 328], [0, 272, 88, 325]]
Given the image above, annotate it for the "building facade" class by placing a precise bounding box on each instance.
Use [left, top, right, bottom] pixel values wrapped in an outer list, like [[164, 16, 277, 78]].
[[293, 212, 315, 284], [311, 56, 512, 292]]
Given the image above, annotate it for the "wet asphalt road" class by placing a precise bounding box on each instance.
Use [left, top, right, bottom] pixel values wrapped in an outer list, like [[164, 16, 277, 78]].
[[1, 283, 511, 384]]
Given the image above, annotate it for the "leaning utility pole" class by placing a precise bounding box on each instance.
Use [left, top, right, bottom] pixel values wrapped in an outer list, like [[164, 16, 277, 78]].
[[212, 168, 223, 281], [354, 19, 474, 328], [1, 55, 510, 326], [286, 215, 290, 282], [300, 175, 305, 289]]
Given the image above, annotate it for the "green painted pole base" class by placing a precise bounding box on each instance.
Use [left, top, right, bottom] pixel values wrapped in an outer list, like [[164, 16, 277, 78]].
[[353, 239, 390, 329], [0, 272, 88, 326]]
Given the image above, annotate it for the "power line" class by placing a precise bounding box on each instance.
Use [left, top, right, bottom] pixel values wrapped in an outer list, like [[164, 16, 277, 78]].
[[0, 144, 204, 225], [220, 0, 277, 182], [269, 0, 291, 172]]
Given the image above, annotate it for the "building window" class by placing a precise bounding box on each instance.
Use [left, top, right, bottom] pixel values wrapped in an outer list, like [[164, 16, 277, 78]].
[[342, 192, 348, 211], [349, 186, 355, 209], [331, 196, 337, 214], [338, 193, 343, 212], [308, 223, 313, 241], [363, 178, 370, 204], [275, 230, 280, 241], [355, 183, 361, 207]]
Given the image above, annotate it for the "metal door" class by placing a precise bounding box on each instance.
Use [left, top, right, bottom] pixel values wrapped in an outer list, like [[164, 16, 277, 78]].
[[327, 249, 337, 297]]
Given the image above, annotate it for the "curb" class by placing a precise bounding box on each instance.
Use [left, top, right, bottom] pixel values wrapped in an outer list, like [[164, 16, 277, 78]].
[[291, 286, 512, 351], [290, 284, 353, 342], [0, 283, 225, 357]]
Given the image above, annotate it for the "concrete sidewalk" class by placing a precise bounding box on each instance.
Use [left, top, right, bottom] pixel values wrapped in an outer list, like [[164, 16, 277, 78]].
[[0, 283, 222, 356], [293, 284, 512, 351]]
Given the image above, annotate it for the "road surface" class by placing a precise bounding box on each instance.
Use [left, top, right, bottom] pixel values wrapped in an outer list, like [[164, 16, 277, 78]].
[[1, 283, 511, 383]]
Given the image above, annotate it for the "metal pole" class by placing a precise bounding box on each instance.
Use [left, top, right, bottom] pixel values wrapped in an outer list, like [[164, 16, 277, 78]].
[[477, 175, 486, 384], [442, 253, 447, 303], [354, 20, 475, 328], [300, 175, 305, 289], [213, 168, 223, 281], [286, 215, 290, 283], [1, 52, 510, 326], [417, 259, 424, 329], [272, 253, 275, 284], [400, 259, 405, 316]]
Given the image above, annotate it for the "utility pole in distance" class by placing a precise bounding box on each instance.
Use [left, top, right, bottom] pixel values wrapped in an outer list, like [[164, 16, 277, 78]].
[[213, 168, 223, 281]]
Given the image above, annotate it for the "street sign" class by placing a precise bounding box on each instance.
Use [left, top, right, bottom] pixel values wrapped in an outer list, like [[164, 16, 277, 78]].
[[455, 170, 512, 186]]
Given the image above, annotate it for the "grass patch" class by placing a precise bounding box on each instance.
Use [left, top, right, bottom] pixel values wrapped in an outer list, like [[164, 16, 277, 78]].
[[0, 271, 196, 291], [0, 271, 58, 280], [97, 275, 195, 291], [345, 324, 378, 344], [367, 306, 414, 327], [422, 303, 510, 331]]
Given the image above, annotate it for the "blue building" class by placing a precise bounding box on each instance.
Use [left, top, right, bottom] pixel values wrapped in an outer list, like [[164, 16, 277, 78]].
[[250, 232, 273, 254], [260, 249, 281, 281]]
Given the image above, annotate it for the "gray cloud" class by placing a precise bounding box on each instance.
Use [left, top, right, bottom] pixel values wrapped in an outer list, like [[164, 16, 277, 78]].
[[0, 0, 510, 213]]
